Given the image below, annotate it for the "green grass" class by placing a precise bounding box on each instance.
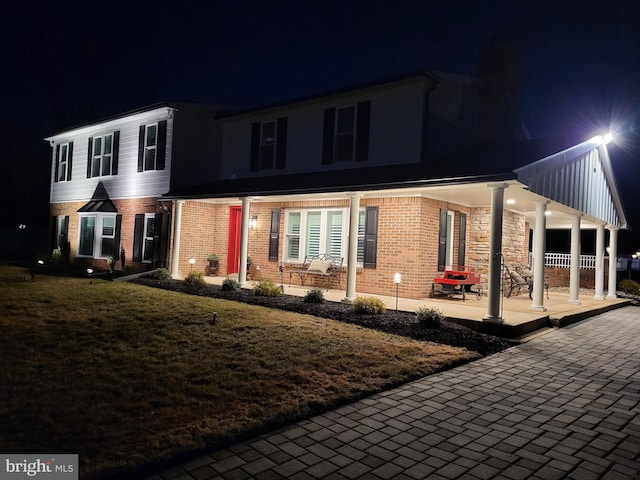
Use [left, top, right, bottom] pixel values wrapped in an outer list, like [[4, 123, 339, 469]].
[[0, 265, 479, 479]]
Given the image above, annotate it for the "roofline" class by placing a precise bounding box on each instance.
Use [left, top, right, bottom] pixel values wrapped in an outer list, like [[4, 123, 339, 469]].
[[217, 69, 448, 119], [161, 172, 515, 201]]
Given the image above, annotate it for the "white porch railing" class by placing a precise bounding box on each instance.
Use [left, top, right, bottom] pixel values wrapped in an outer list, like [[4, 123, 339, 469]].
[[528, 252, 597, 269]]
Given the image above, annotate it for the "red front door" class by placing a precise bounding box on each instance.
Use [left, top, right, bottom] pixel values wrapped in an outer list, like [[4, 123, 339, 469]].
[[227, 206, 242, 274]]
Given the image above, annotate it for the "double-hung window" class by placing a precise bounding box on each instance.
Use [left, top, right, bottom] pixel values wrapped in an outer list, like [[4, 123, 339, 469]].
[[137, 121, 167, 171], [284, 209, 366, 264], [335, 106, 355, 162], [55, 142, 73, 182], [78, 213, 119, 258], [88, 133, 119, 177], [250, 117, 288, 171], [142, 214, 156, 263], [322, 101, 370, 164]]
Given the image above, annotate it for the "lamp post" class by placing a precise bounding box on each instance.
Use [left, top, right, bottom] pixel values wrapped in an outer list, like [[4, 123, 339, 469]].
[[394, 272, 402, 312], [189, 258, 195, 273]]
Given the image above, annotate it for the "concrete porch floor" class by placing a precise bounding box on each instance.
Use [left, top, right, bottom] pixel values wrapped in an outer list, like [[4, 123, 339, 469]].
[[203, 275, 632, 339]]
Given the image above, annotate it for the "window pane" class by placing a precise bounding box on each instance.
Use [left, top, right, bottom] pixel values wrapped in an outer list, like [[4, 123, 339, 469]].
[[336, 107, 355, 133], [306, 212, 321, 257], [287, 213, 300, 234], [261, 122, 275, 145], [145, 149, 156, 170], [335, 134, 354, 162], [260, 145, 274, 169], [287, 237, 300, 259], [145, 217, 155, 236], [93, 137, 102, 155], [146, 125, 157, 147], [102, 217, 115, 236], [327, 211, 342, 258], [357, 211, 366, 263], [92, 157, 101, 177], [104, 135, 112, 154], [101, 155, 111, 176], [101, 237, 115, 257], [143, 239, 154, 262], [286, 212, 300, 259], [79, 216, 95, 256]]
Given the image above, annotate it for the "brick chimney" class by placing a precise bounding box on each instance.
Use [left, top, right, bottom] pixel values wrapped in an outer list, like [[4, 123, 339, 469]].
[[476, 36, 524, 143]]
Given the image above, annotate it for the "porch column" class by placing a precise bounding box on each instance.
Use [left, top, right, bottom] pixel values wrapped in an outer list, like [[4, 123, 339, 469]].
[[170, 200, 185, 278], [594, 224, 605, 300], [238, 197, 252, 287], [607, 226, 618, 299], [483, 183, 507, 323], [343, 193, 361, 303], [568, 215, 582, 305], [530, 202, 547, 311]]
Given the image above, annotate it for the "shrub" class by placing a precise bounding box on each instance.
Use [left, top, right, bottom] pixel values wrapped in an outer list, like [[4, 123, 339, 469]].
[[51, 247, 62, 264], [618, 279, 640, 296], [416, 306, 444, 328], [303, 288, 325, 303], [151, 268, 171, 280], [253, 279, 283, 297], [184, 272, 206, 287], [221, 277, 241, 292], [352, 296, 386, 315]]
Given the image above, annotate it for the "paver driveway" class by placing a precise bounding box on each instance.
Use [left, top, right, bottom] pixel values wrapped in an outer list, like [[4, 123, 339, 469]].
[[146, 306, 640, 480]]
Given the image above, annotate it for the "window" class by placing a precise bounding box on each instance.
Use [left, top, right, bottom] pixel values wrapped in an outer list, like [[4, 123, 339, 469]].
[[78, 214, 120, 258], [54, 142, 73, 182], [284, 209, 365, 264], [438, 209, 466, 271], [250, 117, 288, 171], [143, 214, 155, 263], [87, 132, 119, 177], [137, 121, 167, 171], [322, 101, 370, 164]]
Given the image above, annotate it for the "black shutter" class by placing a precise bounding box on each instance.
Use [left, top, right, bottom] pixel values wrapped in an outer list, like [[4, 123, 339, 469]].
[[275, 117, 288, 169], [156, 120, 167, 170], [54, 145, 60, 182], [355, 101, 370, 162], [438, 208, 447, 272], [87, 137, 93, 178], [458, 212, 467, 268], [268, 209, 280, 261], [113, 214, 122, 257], [322, 107, 336, 164], [250, 122, 260, 171], [112, 131, 120, 175], [363, 206, 378, 269], [137, 126, 145, 172], [67, 142, 74, 181], [132, 214, 144, 262]]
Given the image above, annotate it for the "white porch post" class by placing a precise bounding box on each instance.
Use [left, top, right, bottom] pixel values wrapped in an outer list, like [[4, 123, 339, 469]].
[[607, 227, 618, 299], [170, 200, 185, 278], [483, 183, 507, 323], [568, 215, 582, 305], [343, 193, 361, 303], [594, 224, 606, 300], [530, 202, 547, 311], [238, 197, 251, 287]]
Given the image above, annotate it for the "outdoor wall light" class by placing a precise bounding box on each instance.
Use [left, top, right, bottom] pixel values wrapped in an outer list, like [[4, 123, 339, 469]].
[[544, 210, 552, 216], [250, 216, 258, 230], [506, 198, 516, 205]]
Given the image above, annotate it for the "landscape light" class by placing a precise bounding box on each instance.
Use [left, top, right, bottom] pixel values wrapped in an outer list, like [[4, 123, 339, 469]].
[[394, 272, 401, 312]]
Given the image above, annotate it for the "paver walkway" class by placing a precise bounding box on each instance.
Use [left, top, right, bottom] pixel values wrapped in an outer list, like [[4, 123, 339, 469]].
[[145, 306, 640, 480]]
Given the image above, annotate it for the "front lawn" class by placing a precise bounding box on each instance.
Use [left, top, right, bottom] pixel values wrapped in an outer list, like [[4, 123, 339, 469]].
[[0, 266, 480, 479]]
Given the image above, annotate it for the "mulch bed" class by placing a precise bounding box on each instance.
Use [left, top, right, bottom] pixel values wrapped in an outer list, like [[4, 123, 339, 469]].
[[131, 278, 516, 356]]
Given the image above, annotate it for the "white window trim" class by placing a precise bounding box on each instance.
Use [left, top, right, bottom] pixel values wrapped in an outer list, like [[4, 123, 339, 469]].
[[77, 213, 117, 259], [445, 210, 455, 268], [91, 133, 113, 177], [57, 142, 70, 182], [144, 123, 158, 171], [284, 208, 365, 265]]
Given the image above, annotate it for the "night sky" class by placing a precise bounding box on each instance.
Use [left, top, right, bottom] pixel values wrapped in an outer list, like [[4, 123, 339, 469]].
[[2, 0, 639, 252]]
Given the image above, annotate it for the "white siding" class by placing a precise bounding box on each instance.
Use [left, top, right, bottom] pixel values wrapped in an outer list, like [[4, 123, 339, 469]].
[[48, 107, 173, 203]]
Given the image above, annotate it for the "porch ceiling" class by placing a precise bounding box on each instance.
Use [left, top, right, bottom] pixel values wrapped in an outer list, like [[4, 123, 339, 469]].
[[193, 179, 605, 230]]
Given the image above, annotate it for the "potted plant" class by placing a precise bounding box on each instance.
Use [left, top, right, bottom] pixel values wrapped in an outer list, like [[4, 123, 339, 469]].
[[207, 253, 219, 276]]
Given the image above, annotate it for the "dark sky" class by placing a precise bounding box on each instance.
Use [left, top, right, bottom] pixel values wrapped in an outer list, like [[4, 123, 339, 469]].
[[3, 0, 640, 250]]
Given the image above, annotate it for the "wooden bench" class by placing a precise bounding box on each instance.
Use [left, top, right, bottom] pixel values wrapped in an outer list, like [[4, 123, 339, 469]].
[[504, 265, 548, 299], [288, 254, 343, 289]]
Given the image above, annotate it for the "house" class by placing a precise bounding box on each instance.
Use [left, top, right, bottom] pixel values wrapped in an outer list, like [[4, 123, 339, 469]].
[[45, 103, 232, 271], [47, 40, 628, 323]]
